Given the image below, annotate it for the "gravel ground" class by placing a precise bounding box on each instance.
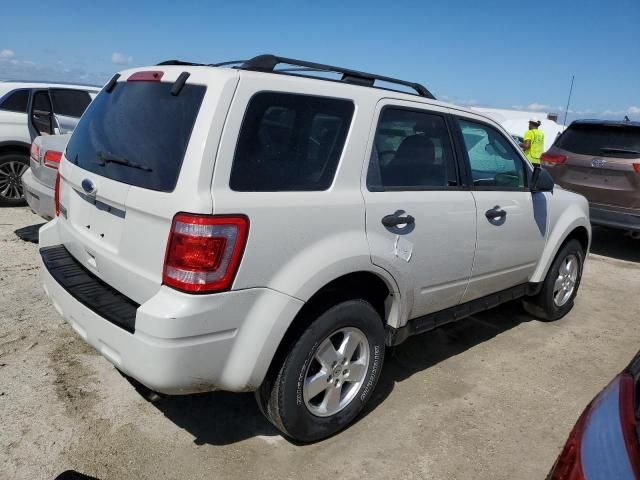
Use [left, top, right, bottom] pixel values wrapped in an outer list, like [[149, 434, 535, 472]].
[[1, 205, 639, 480]]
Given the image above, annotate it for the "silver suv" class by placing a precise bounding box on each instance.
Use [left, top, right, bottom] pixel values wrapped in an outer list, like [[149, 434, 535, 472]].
[[0, 82, 98, 205], [39, 55, 591, 442]]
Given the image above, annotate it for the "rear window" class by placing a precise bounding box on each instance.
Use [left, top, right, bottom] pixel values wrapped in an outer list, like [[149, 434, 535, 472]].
[[230, 92, 354, 191], [556, 123, 640, 158], [65, 81, 206, 192], [0, 89, 29, 113]]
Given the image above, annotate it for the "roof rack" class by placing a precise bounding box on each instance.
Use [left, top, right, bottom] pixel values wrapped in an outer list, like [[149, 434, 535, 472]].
[[157, 59, 247, 67], [156, 55, 435, 99], [239, 55, 435, 99]]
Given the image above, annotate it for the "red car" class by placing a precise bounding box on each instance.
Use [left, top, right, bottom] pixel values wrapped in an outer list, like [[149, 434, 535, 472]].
[[549, 352, 640, 479]]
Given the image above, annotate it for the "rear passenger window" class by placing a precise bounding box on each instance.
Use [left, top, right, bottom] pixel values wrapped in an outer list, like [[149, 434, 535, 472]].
[[230, 92, 354, 191], [0, 89, 29, 113], [367, 108, 457, 190], [50, 89, 91, 118]]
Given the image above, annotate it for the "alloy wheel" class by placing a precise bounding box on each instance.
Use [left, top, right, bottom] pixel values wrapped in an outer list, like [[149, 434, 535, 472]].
[[0, 160, 28, 201], [553, 253, 579, 307], [303, 327, 370, 417]]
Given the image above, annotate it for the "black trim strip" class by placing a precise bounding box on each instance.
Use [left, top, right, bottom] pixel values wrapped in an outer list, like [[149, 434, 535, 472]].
[[41, 245, 138, 333], [385, 282, 541, 346]]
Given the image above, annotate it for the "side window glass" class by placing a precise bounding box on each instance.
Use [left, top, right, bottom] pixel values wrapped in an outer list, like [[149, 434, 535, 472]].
[[458, 119, 525, 188], [367, 108, 457, 190], [230, 92, 354, 191], [50, 89, 91, 118], [0, 89, 29, 113]]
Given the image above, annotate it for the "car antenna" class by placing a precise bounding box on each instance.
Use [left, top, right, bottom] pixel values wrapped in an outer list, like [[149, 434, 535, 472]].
[[562, 75, 575, 127]]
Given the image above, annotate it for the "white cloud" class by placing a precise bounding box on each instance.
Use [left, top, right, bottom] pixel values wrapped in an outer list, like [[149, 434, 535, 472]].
[[511, 105, 524, 110], [602, 109, 626, 116], [0, 49, 15, 59], [111, 52, 133, 66], [527, 103, 550, 112], [628, 106, 640, 115]]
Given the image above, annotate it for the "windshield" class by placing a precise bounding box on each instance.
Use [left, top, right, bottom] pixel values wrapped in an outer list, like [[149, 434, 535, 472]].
[[65, 81, 206, 192], [556, 124, 640, 158]]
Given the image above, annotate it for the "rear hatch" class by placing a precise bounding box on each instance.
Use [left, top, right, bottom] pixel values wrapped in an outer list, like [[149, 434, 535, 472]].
[[56, 67, 239, 304], [544, 122, 640, 208]]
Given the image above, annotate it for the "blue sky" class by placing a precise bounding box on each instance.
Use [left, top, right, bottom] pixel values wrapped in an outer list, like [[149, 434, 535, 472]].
[[1, 0, 638, 121]]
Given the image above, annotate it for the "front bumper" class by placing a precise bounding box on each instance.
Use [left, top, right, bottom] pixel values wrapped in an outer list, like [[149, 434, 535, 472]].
[[39, 221, 303, 394], [22, 168, 55, 220], [590, 204, 640, 232]]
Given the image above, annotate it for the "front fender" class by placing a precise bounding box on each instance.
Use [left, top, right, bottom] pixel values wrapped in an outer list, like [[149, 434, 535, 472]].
[[530, 195, 591, 283]]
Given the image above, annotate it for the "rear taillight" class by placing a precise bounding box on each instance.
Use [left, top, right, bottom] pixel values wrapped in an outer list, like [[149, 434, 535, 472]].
[[163, 213, 249, 293], [633, 163, 640, 173], [548, 406, 589, 480], [541, 152, 567, 165], [43, 150, 62, 169], [54, 172, 60, 217], [549, 374, 640, 480], [30, 142, 40, 162]]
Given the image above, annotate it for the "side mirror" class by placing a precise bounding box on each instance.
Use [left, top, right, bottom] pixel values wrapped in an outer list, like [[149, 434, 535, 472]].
[[531, 166, 554, 192]]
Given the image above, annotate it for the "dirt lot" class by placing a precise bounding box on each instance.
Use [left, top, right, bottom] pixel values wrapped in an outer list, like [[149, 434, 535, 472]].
[[1, 205, 639, 480]]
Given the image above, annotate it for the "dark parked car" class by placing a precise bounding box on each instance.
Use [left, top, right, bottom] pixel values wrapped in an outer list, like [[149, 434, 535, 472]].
[[548, 351, 640, 479], [542, 120, 640, 237]]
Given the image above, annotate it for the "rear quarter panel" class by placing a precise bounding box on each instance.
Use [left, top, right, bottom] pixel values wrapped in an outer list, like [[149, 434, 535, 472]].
[[212, 72, 403, 325]]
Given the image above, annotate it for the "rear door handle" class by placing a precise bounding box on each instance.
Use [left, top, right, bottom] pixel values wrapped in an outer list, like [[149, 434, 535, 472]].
[[485, 206, 506, 220], [381, 211, 415, 227]]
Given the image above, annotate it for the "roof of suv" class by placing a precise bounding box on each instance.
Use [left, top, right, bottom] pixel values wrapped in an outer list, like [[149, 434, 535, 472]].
[[147, 54, 498, 126], [570, 119, 640, 128], [0, 81, 101, 98]]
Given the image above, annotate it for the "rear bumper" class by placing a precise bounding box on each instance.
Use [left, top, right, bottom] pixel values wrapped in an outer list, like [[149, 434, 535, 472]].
[[39, 221, 303, 394], [22, 168, 55, 220], [590, 204, 640, 232]]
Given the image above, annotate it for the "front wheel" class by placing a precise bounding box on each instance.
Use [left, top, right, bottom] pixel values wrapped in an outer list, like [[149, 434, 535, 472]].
[[256, 299, 385, 442], [523, 239, 585, 321]]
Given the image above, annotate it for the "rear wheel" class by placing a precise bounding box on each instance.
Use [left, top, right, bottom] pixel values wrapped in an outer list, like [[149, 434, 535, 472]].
[[523, 239, 585, 321], [0, 153, 29, 206], [256, 299, 385, 442]]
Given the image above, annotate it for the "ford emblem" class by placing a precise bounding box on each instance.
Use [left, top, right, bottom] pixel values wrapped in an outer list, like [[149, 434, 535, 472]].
[[591, 158, 607, 168], [81, 178, 97, 195]]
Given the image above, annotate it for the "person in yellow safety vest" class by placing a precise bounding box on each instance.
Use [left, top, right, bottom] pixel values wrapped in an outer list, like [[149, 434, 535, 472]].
[[520, 117, 545, 164]]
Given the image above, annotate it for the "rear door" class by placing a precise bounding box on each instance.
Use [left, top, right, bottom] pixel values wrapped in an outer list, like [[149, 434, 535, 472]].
[[49, 88, 92, 134], [547, 123, 640, 208], [452, 113, 547, 301], [362, 100, 477, 318]]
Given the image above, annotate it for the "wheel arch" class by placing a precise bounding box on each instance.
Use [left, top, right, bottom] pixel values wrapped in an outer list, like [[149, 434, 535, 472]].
[[0, 140, 30, 158], [531, 218, 591, 284], [257, 270, 398, 389]]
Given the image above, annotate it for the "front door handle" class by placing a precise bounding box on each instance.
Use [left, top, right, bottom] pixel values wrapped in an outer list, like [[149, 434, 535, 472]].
[[381, 211, 415, 227], [485, 206, 507, 220]]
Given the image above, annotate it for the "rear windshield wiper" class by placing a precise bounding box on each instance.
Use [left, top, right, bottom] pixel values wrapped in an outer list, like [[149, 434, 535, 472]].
[[96, 151, 153, 172], [600, 147, 640, 155]]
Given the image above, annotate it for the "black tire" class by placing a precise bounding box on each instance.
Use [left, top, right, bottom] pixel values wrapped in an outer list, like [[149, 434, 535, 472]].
[[256, 299, 385, 442], [523, 239, 585, 321], [0, 153, 29, 206]]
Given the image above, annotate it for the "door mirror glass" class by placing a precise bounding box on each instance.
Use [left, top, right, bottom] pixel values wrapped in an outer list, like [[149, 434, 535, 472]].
[[531, 166, 554, 192]]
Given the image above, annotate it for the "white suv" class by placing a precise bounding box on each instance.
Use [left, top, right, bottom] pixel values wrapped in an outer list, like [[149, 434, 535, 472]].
[[39, 55, 591, 442], [0, 82, 98, 205]]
